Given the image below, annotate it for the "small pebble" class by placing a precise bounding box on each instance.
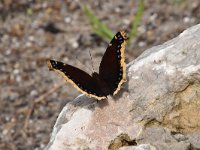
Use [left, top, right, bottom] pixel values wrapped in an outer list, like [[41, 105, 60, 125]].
[[13, 69, 20, 75], [5, 49, 11, 55], [138, 41, 146, 47], [28, 36, 35, 42], [30, 90, 38, 97], [183, 17, 190, 23], [64, 17, 72, 23], [115, 7, 121, 13], [16, 75, 22, 82]]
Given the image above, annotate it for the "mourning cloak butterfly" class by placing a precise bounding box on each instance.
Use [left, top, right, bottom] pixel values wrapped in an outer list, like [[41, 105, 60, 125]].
[[47, 31, 128, 100]]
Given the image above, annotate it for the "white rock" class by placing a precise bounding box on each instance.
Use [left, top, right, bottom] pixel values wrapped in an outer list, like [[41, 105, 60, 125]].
[[46, 24, 200, 150]]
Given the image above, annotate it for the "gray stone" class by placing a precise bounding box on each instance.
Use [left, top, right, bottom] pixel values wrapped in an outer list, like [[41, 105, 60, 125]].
[[172, 133, 187, 142], [119, 144, 157, 150], [46, 24, 200, 150], [136, 127, 190, 150], [187, 132, 200, 149]]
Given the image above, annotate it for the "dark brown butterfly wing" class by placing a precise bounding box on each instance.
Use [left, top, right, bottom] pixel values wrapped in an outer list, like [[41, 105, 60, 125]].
[[48, 60, 106, 100], [99, 31, 127, 95]]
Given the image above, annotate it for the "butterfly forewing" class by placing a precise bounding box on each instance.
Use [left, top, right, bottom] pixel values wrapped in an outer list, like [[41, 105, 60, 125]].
[[48, 60, 106, 99], [99, 31, 127, 95]]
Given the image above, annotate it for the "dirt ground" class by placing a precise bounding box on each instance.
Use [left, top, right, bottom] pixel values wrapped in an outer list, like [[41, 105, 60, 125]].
[[0, 0, 199, 150]]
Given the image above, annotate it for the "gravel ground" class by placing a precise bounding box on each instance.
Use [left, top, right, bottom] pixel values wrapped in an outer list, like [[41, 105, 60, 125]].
[[0, 0, 199, 149]]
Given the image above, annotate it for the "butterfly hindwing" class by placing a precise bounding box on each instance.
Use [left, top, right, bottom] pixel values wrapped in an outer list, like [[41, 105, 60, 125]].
[[99, 31, 127, 95], [48, 60, 106, 100]]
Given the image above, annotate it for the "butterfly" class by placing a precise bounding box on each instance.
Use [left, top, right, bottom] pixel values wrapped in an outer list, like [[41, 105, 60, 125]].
[[47, 31, 128, 100]]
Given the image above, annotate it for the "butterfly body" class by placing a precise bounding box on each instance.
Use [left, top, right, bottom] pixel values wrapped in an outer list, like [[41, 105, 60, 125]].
[[91, 72, 111, 97], [48, 31, 128, 100]]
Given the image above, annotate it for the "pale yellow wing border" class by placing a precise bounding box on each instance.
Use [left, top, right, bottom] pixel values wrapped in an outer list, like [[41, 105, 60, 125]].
[[113, 31, 127, 95]]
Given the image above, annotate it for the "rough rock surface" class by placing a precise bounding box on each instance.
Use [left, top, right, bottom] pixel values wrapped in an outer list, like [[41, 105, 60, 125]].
[[118, 144, 156, 150], [46, 24, 200, 150]]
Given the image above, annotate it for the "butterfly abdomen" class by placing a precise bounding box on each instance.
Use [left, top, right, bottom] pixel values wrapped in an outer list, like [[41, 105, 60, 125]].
[[92, 72, 111, 96]]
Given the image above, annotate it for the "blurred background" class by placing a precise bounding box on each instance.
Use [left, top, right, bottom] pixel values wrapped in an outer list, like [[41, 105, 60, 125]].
[[0, 0, 199, 149]]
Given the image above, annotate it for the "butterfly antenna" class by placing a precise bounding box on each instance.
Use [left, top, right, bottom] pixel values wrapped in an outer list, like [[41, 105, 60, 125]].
[[75, 55, 93, 73], [88, 49, 95, 73]]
